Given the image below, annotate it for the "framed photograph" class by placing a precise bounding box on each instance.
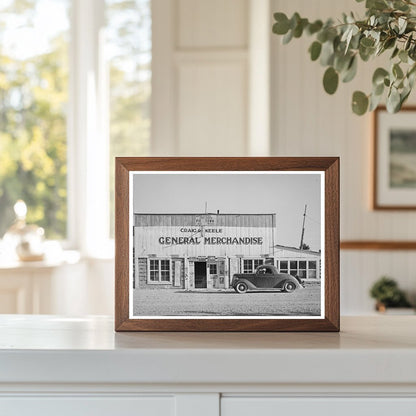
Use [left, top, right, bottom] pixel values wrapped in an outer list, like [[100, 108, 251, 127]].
[[115, 157, 339, 332], [374, 106, 416, 209]]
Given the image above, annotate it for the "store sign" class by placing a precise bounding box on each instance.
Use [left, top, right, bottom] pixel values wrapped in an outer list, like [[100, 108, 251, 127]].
[[158, 236, 264, 245], [158, 228, 263, 245]]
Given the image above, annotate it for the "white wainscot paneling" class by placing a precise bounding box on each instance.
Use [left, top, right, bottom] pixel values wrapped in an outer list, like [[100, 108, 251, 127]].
[[341, 251, 416, 315], [221, 397, 416, 416], [177, 61, 247, 156], [152, 0, 253, 157], [0, 396, 174, 416], [177, 0, 248, 49]]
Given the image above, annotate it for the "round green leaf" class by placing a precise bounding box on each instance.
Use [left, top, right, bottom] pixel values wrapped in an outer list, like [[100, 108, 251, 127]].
[[372, 68, 389, 86], [360, 37, 375, 48], [309, 41, 322, 61], [293, 18, 308, 38], [359, 44, 375, 62], [323, 67, 339, 95], [307, 20, 323, 35], [273, 13, 290, 35], [352, 91, 369, 115]]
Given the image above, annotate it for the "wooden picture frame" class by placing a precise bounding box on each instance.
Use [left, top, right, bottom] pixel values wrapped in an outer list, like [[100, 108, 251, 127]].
[[115, 157, 339, 332], [373, 106, 416, 210]]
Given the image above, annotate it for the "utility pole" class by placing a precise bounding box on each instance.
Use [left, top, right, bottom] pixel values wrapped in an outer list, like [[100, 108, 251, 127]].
[[299, 204, 307, 250]]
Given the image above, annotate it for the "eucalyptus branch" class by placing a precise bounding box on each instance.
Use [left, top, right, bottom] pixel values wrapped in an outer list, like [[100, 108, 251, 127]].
[[272, 0, 416, 114]]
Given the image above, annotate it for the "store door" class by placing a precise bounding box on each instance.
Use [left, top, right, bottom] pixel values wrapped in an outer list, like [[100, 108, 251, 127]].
[[194, 261, 207, 288]]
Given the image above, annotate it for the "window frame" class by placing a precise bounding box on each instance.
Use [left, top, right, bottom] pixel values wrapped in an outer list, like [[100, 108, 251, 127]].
[[242, 258, 264, 274], [147, 258, 171, 284], [68, 0, 110, 257]]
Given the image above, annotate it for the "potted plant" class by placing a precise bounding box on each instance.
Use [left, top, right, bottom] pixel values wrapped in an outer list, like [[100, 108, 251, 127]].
[[272, 0, 416, 115], [369, 276, 413, 312]]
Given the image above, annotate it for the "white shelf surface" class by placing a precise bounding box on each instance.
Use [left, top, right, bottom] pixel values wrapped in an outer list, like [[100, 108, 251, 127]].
[[0, 315, 415, 386]]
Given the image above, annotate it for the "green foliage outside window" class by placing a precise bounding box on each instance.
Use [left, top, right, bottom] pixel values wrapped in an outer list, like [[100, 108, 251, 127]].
[[0, 1, 69, 238]]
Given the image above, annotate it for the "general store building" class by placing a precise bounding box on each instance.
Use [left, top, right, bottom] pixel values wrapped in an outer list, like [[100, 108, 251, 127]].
[[133, 213, 320, 290]]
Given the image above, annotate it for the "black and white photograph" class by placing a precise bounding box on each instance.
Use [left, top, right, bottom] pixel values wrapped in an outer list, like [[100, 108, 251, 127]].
[[129, 172, 324, 319]]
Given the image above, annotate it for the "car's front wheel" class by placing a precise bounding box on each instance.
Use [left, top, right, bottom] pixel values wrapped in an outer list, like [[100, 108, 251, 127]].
[[235, 282, 248, 294], [283, 281, 296, 293]]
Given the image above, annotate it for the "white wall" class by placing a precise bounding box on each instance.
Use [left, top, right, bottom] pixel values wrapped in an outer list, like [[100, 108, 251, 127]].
[[152, 0, 261, 157], [271, 0, 416, 313]]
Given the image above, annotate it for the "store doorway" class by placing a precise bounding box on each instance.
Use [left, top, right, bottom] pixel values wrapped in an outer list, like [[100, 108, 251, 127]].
[[194, 261, 207, 288]]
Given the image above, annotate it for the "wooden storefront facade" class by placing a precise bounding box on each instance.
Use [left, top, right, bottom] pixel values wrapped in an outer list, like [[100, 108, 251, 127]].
[[133, 213, 320, 290]]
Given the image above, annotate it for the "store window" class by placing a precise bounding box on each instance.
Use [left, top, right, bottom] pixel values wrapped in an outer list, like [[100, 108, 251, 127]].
[[243, 258, 264, 273], [308, 260, 317, 278], [160, 259, 170, 281], [289, 261, 298, 276], [278, 259, 319, 279], [149, 259, 159, 281], [298, 261, 307, 279], [149, 259, 170, 283], [209, 264, 217, 274], [279, 261, 288, 273], [243, 259, 252, 273]]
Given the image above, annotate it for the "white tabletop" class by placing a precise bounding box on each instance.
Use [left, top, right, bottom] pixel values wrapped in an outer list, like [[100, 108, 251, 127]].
[[0, 315, 415, 385]]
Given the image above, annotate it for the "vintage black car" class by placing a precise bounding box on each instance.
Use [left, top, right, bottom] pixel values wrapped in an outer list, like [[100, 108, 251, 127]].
[[231, 264, 304, 293]]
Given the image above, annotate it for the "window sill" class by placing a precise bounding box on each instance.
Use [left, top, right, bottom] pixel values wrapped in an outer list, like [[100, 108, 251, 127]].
[[0, 250, 81, 271]]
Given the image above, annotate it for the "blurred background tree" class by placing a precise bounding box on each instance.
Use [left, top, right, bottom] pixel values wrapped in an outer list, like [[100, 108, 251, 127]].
[[0, 0, 69, 239]]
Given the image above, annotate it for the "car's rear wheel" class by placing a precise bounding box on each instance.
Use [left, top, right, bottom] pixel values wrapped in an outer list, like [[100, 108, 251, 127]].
[[283, 281, 296, 293], [235, 282, 248, 294]]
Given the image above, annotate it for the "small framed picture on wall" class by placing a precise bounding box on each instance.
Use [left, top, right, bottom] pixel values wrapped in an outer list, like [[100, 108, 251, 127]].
[[374, 106, 416, 209]]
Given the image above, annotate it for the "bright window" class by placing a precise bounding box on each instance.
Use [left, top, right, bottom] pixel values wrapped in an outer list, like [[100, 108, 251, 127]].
[[0, 0, 70, 239], [0, 0, 151, 250]]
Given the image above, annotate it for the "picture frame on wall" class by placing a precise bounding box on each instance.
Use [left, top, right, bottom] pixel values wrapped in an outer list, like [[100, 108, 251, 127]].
[[115, 157, 340, 332], [374, 106, 416, 210]]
